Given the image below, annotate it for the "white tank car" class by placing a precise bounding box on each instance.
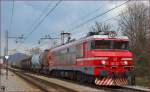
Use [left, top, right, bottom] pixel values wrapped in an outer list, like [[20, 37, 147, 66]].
[[31, 53, 41, 72]]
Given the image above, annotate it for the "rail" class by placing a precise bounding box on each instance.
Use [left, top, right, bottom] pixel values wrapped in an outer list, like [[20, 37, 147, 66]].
[[9, 68, 77, 92]]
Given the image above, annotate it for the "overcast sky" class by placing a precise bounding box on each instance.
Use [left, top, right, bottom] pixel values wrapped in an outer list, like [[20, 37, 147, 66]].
[[1, 0, 149, 55]]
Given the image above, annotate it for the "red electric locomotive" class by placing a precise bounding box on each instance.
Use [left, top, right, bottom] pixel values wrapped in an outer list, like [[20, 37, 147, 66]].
[[48, 32, 134, 86]]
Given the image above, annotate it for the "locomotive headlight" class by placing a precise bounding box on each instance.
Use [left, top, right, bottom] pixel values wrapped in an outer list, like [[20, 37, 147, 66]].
[[123, 61, 128, 65], [101, 60, 106, 65]]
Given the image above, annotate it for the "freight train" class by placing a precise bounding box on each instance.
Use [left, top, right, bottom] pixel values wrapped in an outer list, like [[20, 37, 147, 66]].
[[11, 33, 135, 86]]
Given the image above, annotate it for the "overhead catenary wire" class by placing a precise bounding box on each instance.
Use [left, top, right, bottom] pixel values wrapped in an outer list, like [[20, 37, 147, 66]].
[[66, 0, 130, 33], [35, 12, 123, 49], [54, 0, 130, 38], [16, 0, 129, 52], [29, 0, 130, 49], [14, 0, 62, 50], [71, 10, 127, 36], [65, 3, 105, 29], [10, 1, 52, 52], [22, 1, 62, 42], [24, 1, 52, 34], [17, 12, 123, 51], [31, 0, 130, 49]]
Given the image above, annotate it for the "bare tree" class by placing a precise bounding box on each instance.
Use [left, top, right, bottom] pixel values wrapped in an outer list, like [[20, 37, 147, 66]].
[[148, 36, 150, 87], [91, 21, 111, 32], [147, 17, 150, 88], [119, 1, 149, 52], [119, 1, 149, 86], [87, 21, 112, 36]]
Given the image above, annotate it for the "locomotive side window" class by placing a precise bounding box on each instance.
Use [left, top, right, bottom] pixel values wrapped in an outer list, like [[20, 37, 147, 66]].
[[87, 41, 91, 50], [94, 40, 111, 49], [68, 46, 76, 64], [91, 41, 95, 49], [113, 41, 129, 50], [76, 44, 83, 58], [87, 41, 95, 50], [69, 46, 76, 52], [92, 40, 129, 50]]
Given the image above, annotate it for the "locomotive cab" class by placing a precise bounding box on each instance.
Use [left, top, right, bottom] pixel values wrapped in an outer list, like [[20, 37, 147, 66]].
[[89, 39, 133, 68]]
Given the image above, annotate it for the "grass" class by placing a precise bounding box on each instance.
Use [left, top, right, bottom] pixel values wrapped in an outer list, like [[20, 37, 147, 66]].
[[135, 76, 149, 87]]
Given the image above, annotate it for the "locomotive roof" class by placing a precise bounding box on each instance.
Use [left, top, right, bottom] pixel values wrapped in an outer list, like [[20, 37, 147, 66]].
[[51, 35, 129, 52], [89, 35, 128, 40]]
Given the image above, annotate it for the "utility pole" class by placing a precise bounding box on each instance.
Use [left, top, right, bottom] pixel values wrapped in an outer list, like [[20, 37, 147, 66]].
[[61, 31, 71, 45], [5, 30, 24, 79], [5, 30, 8, 57], [5, 30, 8, 80], [0, 17, 1, 90]]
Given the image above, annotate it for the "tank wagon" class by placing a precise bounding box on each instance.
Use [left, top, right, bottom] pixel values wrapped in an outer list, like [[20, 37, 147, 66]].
[[48, 33, 134, 86], [9, 53, 30, 69], [20, 57, 32, 71], [31, 53, 41, 73], [39, 49, 50, 74]]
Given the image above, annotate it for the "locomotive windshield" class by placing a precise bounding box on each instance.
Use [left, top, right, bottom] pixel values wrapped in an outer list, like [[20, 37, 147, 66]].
[[91, 40, 129, 50]]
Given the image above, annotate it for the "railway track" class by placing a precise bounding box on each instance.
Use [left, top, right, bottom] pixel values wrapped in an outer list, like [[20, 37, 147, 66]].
[[10, 68, 150, 92], [73, 79, 150, 92], [10, 69, 77, 92], [58, 78, 150, 92]]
